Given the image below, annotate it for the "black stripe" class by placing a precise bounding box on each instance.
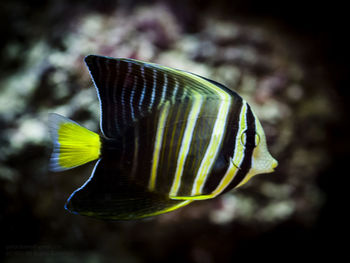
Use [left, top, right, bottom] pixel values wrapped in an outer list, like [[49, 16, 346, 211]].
[[111, 60, 120, 135], [141, 65, 155, 113], [224, 105, 256, 191], [133, 110, 161, 187], [129, 63, 142, 118], [101, 126, 135, 168], [120, 62, 132, 129], [155, 77, 176, 180], [114, 61, 128, 134], [176, 97, 220, 196], [154, 105, 180, 193], [155, 98, 193, 194], [172, 74, 185, 101], [202, 95, 243, 194], [130, 123, 140, 180]]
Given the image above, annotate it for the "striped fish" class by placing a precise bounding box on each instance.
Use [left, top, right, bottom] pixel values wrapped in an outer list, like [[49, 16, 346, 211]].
[[48, 55, 278, 220]]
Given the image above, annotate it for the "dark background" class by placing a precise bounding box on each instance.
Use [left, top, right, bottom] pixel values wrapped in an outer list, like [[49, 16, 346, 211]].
[[1, 0, 347, 262]]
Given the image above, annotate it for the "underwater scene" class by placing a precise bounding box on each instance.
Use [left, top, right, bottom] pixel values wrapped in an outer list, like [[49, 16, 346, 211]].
[[1, 0, 347, 262]]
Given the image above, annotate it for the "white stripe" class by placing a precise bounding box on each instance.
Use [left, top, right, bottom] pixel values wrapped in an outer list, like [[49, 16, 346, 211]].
[[172, 78, 179, 103], [148, 68, 157, 111], [130, 76, 137, 120], [160, 73, 168, 105], [139, 66, 146, 114], [181, 89, 187, 101], [169, 92, 203, 196]]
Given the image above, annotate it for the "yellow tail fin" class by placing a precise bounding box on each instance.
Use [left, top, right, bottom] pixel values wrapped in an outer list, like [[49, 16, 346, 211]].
[[49, 113, 101, 172]]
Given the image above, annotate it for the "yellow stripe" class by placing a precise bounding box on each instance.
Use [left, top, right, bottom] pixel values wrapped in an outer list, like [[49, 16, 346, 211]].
[[169, 91, 203, 196], [126, 59, 235, 196], [179, 101, 247, 199], [170, 195, 213, 200], [143, 200, 193, 218], [169, 162, 239, 201], [231, 100, 248, 172], [208, 160, 238, 197], [235, 108, 260, 188], [191, 93, 232, 195], [148, 102, 170, 191], [209, 101, 248, 195], [161, 106, 178, 171]]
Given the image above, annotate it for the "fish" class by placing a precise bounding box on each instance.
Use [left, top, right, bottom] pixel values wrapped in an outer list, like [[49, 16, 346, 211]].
[[48, 55, 278, 220]]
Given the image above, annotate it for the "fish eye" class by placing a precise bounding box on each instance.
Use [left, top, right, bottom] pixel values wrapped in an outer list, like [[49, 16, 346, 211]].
[[240, 130, 260, 147], [240, 130, 247, 146], [255, 133, 260, 146]]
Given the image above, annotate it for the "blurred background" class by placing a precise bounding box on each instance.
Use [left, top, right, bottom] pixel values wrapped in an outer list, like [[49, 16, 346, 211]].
[[0, 0, 348, 262]]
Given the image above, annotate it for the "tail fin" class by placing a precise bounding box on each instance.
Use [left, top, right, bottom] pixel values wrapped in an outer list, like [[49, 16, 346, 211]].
[[48, 113, 101, 172]]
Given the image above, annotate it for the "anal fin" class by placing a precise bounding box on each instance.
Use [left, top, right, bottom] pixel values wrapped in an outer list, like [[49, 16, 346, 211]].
[[65, 158, 192, 220]]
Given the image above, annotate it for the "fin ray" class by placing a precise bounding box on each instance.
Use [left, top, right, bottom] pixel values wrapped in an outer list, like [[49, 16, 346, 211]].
[[48, 113, 101, 172], [84, 55, 230, 138], [65, 158, 192, 220]]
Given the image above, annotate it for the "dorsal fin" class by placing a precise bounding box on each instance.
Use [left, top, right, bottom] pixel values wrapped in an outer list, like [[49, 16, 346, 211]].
[[84, 55, 231, 138]]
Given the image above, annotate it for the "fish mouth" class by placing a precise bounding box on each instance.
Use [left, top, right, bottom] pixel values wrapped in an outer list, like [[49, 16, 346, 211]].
[[271, 158, 278, 170], [263, 157, 278, 174]]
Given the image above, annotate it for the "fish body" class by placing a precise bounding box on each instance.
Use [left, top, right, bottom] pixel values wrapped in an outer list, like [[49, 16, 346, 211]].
[[49, 55, 277, 220]]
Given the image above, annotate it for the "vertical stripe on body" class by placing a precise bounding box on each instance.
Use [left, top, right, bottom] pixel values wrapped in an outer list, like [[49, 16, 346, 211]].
[[169, 91, 203, 196], [160, 73, 168, 105], [207, 100, 248, 196], [111, 60, 121, 134], [175, 98, 220, 196], [229, 104, 256, 188], [148, 69, 157, 111], [172, 78, 179, 103], [129, 76, 138, 121], [87, 56, 258, 199], [190, 92, 232, 196], [101, 57, 111, 137], [200, 96, 243, 194], [120, 63, 132, 128], [130, 123, 139, 180], [154, 95, 192, 193], [139, 65, 147, 114], [148, 102, 171, 191]]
